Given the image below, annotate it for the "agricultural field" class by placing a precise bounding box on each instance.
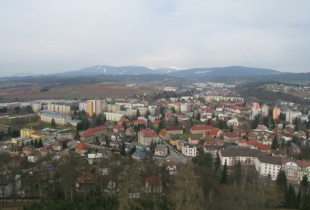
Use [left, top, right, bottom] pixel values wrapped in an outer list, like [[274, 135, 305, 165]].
[[0, 81, 156, 102]]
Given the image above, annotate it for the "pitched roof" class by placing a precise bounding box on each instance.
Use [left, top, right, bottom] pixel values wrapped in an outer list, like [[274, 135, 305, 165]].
[[77, 173, 96, 184], [282, 158, 310, 168], [221, 148, 262, 158], [145, 175, 162, 185], [191, 125, 214, 131], [153, 120, 161, 124], [165, 126, 183, 131], [246, 140, 271, 150], [224, 132, 239, 138], [113, 125, 124, 130], [119, 118, 130, 123], [81, 132, 94, 138], [85, 126, 107, 133], [139, 128, 158, 137], [257, 155, 282, 165], [75, 142, 89, 149], [135, 119, 147, 124]]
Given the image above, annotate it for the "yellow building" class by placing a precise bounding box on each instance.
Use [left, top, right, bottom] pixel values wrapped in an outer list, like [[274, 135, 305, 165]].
[[167, 104, 180, 110], [20, 128, 45, 141]]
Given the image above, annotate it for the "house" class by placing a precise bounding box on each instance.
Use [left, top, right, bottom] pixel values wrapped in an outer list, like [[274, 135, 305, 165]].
[[22, 145, 36, 156], [118, 118, 130, 126], [75, 142, 89, 155], [159, 129, 170, 140], [80, 132, 95, 142], [246, 140, 271, 152], [165, 126, 183, 135], [190, 125, 215, 134], [10, 146, 22, 157], [282, 158, 310, 183], [134, 119, 147, 126], [138, 128, 160, 146], [155, 144, 168, 157], [52, 140, 63, 151], [182, 144, 197, 157], [254, 155, 282, 180], [188, 136, 201, 145], [39, 147, 52, 157], [170, 135, 180, 146], [132, 150, 147, 160], [145, 175, 163, 194], [28, 151, 41, 162], [152, 120, 161, 129], [103, 176, 119, 195], [125, 127, 136, 137], [113, 125, 125, 133], [76, 173, 96, 193], [164, 161, 177, 175], [223, 132, 239, 142], [203, 128, 221, 139]]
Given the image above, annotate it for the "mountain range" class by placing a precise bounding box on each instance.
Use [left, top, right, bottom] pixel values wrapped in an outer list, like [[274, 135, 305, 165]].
[[54, 65, 281, 79], [2, 65, 310, 84]]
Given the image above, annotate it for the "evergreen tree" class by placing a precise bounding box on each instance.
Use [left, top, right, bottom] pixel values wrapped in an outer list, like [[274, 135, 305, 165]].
[[38, 139, 43, 147], [120, 142, 126, 156], [286, 184, 298, 208], [215, 152, 221, 170], [234, 160, 241, 186], [196, 112, 200, 121], [271, 135, 279, 149], [221, 160, 228, 185], [51, 118, 56, 128], [276, 169, 287, 193]]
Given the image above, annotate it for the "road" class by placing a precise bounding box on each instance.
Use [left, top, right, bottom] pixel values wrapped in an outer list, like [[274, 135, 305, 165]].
[[153, 141, 191, 164]]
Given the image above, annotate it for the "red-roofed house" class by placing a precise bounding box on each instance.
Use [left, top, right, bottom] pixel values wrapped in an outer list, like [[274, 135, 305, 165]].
[[76, 173, 96, 193], [80, 132, 95, 141], [164, 161, 177, 175], [223, 132, 239, 142], [188, 136, 201, 145], [113, 125, 125, 133], [153, 120, 161, 129], [190, 126, 215, 134], [203, 128, 221, 139], [165, 126, 183, 135], [138, 128, 160, 145], [75, 142, 89, 155], [134, 119, 147, 125], [159, 129, 170, 140], [145, 175, 163, 194], [282, 158, 310, 183], [246, 140, 271, 151]]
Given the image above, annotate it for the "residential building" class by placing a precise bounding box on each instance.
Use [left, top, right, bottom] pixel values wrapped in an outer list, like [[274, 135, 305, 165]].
[[219, 148, 262, 166], [75, 142, 89, 155], [182, 144, 197, 157], [47, 104, 71, 114], [145, 175, 163, 194], [273, 107, 281, 120], [104, 112, 124, 122], [254, 155, 282, 180], [138, 128, 160, 146], [39, 110, 72, 125], [154, 144, 168, 157]]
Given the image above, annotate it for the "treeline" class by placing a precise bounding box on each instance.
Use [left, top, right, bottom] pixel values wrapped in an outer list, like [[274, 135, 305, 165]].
[[8, 151, 299, 210]]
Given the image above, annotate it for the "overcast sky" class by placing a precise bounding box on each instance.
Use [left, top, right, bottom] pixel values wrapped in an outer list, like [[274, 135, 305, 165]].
[[1, 0, 309, 76]]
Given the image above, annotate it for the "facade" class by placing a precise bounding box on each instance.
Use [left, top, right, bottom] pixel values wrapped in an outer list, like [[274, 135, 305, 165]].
[[79, 102, 87, 112], [145, 176, 163, 194], [182, 144, 197, 157], [273, 107, 281, 120], [138, 128, 160, 146], [104, 112, 124, 122], [87, 100, 103, 116], [261, 105, 269, 117], [219, 148, 262, 166], [165, 126, 183, 135], [39, 110, 72, 125], [254, 155, 282, 180], [190, 125, 216, 134], [286, 110, 302, 124], [47, 104, 71, 114], [154, 144, 168, 157], [282, 158, 310, 183]]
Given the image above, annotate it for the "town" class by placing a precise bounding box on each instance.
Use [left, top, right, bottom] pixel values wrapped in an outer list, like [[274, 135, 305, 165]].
[[1, 81, 310, 209]]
